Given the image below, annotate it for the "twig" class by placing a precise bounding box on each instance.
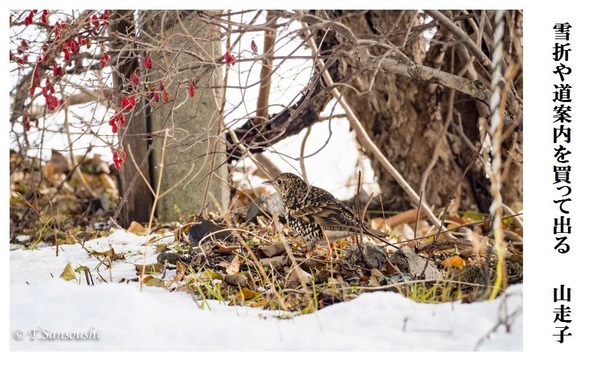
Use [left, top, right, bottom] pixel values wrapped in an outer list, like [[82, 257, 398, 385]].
[[474, 305, 522, 350], [299, 125, 312, 183], [255, 11, 277, 128], [62, 108, 98, 198], [354, 171, 365, 259], [414, 191, 423, 241], [139, 126, 171, 291], [424, 10, 492, 72], [433, 149, 481, 243]]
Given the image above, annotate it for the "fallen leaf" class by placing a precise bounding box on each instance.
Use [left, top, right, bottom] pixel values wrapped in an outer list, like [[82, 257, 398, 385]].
[[60, 263, 76, 281], [259, 255, 288, 268], [127, 221, 148, 234], [289, 268, 312, 284], [143, 275, 166, 287], [224, 255, 242, 275], [135, 263, 164, 275], [235, 287, 261, 300], [441, 255, 466, 269], [90, 247, 125, 261], [260, 243, 285, 257], [172, 261, 187, 284], [203, 269, 223, 281], [224, 273, 248, 288], [247, 299, 269, 308]]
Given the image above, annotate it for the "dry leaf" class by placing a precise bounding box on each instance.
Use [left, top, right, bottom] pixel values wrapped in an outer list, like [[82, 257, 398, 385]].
[[246, 299, 269, 308], [127, 221, 148, 234], [289, 268, 312, 284], [441, 255, 466, 269], [260, 243, 285, 257], [260, 255, 288, 268], [91, 247, 125, 261], [235, 287, 261, 300], [172, 261, 186, 284], [224, 273, 248, 288], [135, 263, 164, 275], [203, 269, 223, 281], [60, 263, 76, 281], [212, 243, 238, 254], [142, 275, 165, 287], [224, 255, 241, 275]]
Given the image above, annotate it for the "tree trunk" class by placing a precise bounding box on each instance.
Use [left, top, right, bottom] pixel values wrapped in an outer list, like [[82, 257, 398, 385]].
[[111, 11, 154, 226], [145, 11, 229, 221], [320, 10, 522, 213]]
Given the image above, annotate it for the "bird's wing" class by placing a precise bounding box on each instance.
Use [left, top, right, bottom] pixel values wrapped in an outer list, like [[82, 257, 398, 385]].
[[288, 187, 360, 231], [288, 186, 387, 238]]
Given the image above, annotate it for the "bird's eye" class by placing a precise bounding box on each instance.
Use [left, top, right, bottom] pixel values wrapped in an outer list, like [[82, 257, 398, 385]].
[[276, 179, 282, 185]]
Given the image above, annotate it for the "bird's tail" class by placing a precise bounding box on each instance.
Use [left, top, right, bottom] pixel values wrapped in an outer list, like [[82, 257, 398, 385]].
[[364, 225, 388, 239], [362, 224, 403, 250]]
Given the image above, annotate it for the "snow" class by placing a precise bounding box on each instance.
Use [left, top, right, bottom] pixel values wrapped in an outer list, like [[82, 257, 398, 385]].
[[10, 231, 522, 351]]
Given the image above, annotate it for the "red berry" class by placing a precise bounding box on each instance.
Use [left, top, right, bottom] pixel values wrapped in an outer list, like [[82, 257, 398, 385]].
[[130, 71, 140, 86], [143, 56, 153, 70], [45, 94, 59, 111], [99, 52, 110, 68], [24, 11, 35, 26], [120, 96, 136, 111], [224, 51, 236, 66], [109, 113, 125, 133], [53, 64, 64, 77], [188, 80, 196, 97]]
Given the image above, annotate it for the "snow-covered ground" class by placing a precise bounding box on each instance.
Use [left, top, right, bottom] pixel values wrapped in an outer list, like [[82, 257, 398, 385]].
[[10, 230, 522, 351]]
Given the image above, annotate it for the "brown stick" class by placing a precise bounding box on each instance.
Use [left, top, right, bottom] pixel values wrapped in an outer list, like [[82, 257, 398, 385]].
[[255, 11, 277, 128]]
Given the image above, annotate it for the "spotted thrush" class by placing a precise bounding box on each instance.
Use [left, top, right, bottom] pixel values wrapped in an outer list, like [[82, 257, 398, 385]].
[[264, 172, 387, 247]]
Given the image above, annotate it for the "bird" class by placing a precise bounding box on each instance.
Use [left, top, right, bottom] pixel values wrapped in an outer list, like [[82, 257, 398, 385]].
[[263, 172, 387, 247]]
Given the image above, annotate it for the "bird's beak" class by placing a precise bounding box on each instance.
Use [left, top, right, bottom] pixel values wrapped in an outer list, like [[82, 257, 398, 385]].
[[262, 179, 273, 186]]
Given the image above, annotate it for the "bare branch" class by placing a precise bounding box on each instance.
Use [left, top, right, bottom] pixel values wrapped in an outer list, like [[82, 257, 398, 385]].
[[424, 10, 493, 71]]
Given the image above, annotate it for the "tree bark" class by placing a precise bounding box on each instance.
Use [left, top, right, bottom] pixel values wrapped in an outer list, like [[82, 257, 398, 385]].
[[313, 10, 522, 213], [110, 11, 154, 226], [145, 11, 229, 221]]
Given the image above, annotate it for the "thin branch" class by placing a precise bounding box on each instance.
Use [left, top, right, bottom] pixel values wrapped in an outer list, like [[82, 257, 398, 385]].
[[255, 11, 277, 127], [424, 10, 492, 72]]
